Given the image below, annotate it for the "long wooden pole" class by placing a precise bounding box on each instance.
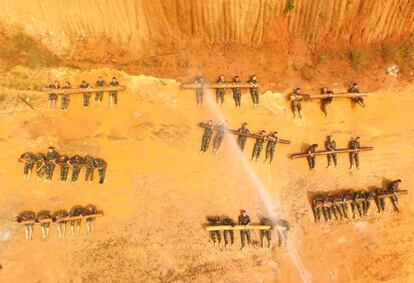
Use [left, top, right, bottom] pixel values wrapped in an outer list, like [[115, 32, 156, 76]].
[[43, 86, 126, 95], [181, 83, 258, 89], [291, 92, 370, 101], [198, 122, 290, 144], [313, 190, 408, 205], [291, 147, 373, 159], [18, 213, 104, 225], [205, 225, 272, 231]]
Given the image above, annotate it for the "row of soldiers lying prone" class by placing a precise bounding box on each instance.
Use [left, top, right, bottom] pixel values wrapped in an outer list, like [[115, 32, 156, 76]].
[[311, 179, 404, 222], [16, 204, 102, 240], [19, 147, 107, 184]]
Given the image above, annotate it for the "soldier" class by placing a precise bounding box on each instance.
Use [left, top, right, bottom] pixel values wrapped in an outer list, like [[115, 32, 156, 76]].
[[95, 76, 106, 103], [200, 120, 213, 153], [68, 205, 83, 235], [61, 81, 71, 111], [326, 135, 337, 168], [52, 209, 69, 239], [109, 77, 120, 106], [58, 154, 70, 182], [216, 75, 226, 105], [320, 87, 334, 117], [251, 130, 266, 161], [94, 157, 107, 184], [362, 191, 375, 215], [84, 155, 95, 183], [16, 211, 35, 240], [349, 137, 361, 169], [68, 155, 84, 182], [35, 210, 52, 239], [82, 204, 99, 234], [351, 191, 364, 218], [341, 191, 353, 218], [237, 122, 250, 152], [312, 195, 324, 222], [221, 217, 235, 247], [34, 153, 46, 182], [207, 216, 222, 247], [249, 74, 259, 107], [19, 152, 36, 180], [47, 80, 60, 109], [259, 218, 273, 248], [322, 196, 333, 221], [80, 80, 91, 108], [212, 121, 227, 153], [348, 83, 365, 108], [290, 88, 303, 118], [332, 194, 344, 220], [388, 179, 402, 212], [194, 76, 204, 107], [265, 132, 278, 164], [238, 210, 251, 250], [375, 187, 387, 213], [45, 147, 59, 182], [275, 218, 290, 247], [232, 76, 242, 107], [307, 144, 318, 171]]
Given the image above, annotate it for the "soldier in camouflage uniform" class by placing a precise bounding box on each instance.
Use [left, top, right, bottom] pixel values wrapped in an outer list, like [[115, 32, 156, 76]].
[[290, 88, 303, 118], [80, 80, 91, 108], [260, 218, 273, 248], [351, 191, 364, 218], [222, 217, 235, 247], [307, 144, 318, 170], [52, 209, 69, 239], [109, 77, 120, 106], [312, 195, 324, 222], [322, 196, 333, 221], [238, 210, 251, 250], [47, 81, 60, 109], [362, 190, 375, 215], [68, 155, 84, 182], [58, 154, 70, 182], [94, 157, 107, 184], [251, 130, 266, 161], [275, 218, 290, 247], [249, 74, 259, 107], [68, 205, 83, 235], [348, 83, 365, 108], [216, 75, 226, 105], [375, 187, 387, 213], [84, 155, 95, 183], [326, 135, 337, 168], [19, 152, 36, 180], [331, 194, 344, 220], [35, 210, 52, 239], [16, 210, 36, 240], [82, 204, 99, 234], [212, 121, 227, 153], [320, 87, 334, 117], [35, 153, 46, 182], [237, 122, 250, 152], [194, 76, 204, 107], [232, 76, 242, 107], [207, 216, 222, 247], [45, 147, 59, 182], [265, 132, 278, 164], [200, 120, 213, 153], [349, 137, 361, 169], [341, 191, 353, 218], [61, 81, 71, 111], [95, 76, 106, 103], [388, 179, 402, 212]]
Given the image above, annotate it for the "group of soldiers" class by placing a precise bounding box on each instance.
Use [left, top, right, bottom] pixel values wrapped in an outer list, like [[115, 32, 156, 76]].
[[312, 179, 403, 222], [207, 210, 290, 250], [46, 76, 120, 110], [306, 136, 362, 170], [200, 121, 280, 164], [16, 204, 101, 240], [195, 75, 260, 107], [19, 147, 107, 184], [290, 83, 365, 118]]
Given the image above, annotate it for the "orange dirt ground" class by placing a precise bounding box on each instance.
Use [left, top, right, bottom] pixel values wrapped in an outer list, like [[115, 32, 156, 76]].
[[0, 66, 413, 282]]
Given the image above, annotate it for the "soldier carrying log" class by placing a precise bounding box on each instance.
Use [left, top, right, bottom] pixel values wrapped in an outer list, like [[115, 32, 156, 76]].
[[35, 210, 52, 239], [212, 121, 228, 153], [16, 211, 36, 240], [349, 137, 361, 170], [232, 76, 242, 107], [249, 74, 260, 107], [19, 152, 36, 180], [237, 122, 250, 152], [80, 80, 91, 108], [216, 75, 226, 105], [326, 135, 337, 168], [349, 83, 365, 108], [47, 81, 60, 109], [61, 81, 71, 111], [207, 216, 222, 247], [307, 144, 319, 170], [265, 132, 278, 164], [200, 120, 214, 153], [251, 130, 267, 162], [52, 209, 69, 239], [109, 77, 120, 106], [195, 76, 204, 107], [320, 87, 334, 117], [388, 179, 402, 212], [95, 76, 106, 103], [290, 88, 304, 118]]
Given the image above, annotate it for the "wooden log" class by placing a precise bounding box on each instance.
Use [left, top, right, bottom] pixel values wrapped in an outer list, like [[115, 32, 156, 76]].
[[181, 83, 258, 89], [19, 96, 36, 111], [43, 86, 126, 95], [377, 190, 408, 199], [291, 147, 373, 159], [198, 122, 290, 144], [205, 225, 272, 231], [18, 213, 104, 225], [291, 92, 370, 101]]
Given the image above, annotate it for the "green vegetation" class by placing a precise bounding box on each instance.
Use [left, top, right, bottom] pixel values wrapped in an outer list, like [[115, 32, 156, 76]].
[[349, 48, 368, 70], [285, 0, 296, 14]]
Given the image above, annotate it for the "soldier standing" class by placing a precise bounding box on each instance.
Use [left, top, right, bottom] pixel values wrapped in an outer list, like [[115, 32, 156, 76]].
[[326, 135, 337, 168], [348, 83, 365, 108], [375, 188, 387, 212], [200, 120, 213, 153], [320, 87, 334, 117], [388, 179, 402, 212], [68, 205, 83, 235], [251, 130, 266, 161], [95, 76, 106, 103], [290, 88, 303, 118], [237, 122, 250, 151], [232, 76, 242, 107], [109, 77, 120, 106], [45, 147, 59, 182], [94, 157, 107, 184], [249, 74, 259, 107], [238, 210, 251, 250], [35, 210, 52, 239], [349, 137, 361, 169], [312, 195, 324, 222], [82, 204, 99, 235], [84, 155, 95, 183], [216, 75, 226, 105], [80, 80, 91, 108], [195, 76, 204, 107], [213, 121, 227, 153], [362, 191, 375, 215], [260, 218, 273, 248], [52, 209, 68, 239], [207, 216, 222, 247], [265, 132, 278, 164], [68, 155, 84, 182], [47, 81, 60, 109], [16, 211, 35, 240], [222, 217, 235, 247], [19, 152, 36, 180], [341, 191, 353, 218], [35, 153, 46, 182], [307, 144, 318, 170], [332, 194, 344, 220], [58, 154, 70, 182], [351, 191, 364, 218], [276, 218, 290, 247], [322, 196, 333, 221], [61, 81, 71, 111]]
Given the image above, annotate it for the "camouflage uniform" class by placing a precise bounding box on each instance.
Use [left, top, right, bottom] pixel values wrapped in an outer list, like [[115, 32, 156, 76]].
[[20, 152, 35, 176], [82, 204, 98, 224], [290, 90, 303, 117], [200, 124, 213, 153], [69, 155, 84, 182], [213, 123, 226, 152], [61, 84, 71, 110], [35, 153, 46, 180], [265, 135, 278, 164], [237, 126, 250, 152], [307, 144, 318, 170], [45, 150, 60, 181], [348, 85, 365, 107], [232, 83, 241, 107], [80, 82, 91, 107], [47, 83, 59, 106], [95, 79, 106, 102], [260, 218, 273, 248], [388, 180, 401, 212], [222, 218, 235, 246], [94, 158, 107, 184], [362, 191, 374, 215], [375, 188, 387, 212], [84, 155, 95, 182], [249, 79, 259, 105], [16, 210, 35, 239], [207, 216, 221, 246], [36, 210, 52, 233], [332, 195, 344, 220], [312, 195, 324, 222], [352, 192, 364, 217], [58, 155, 70, 181], [109, 79, 120, 105], [251, 133, 266, 161], [275, 218, 290, 247], [52, 209, 69, 238], [238, 214, 251, 248], [322, 197, 333, 221], [326, 139, 337, 167], [341, 192, 353, 218], [216, 78, 225, 104], [350, 139, 361, 168], [68, 205, 83, 230], [320, 89, 333, 116]]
